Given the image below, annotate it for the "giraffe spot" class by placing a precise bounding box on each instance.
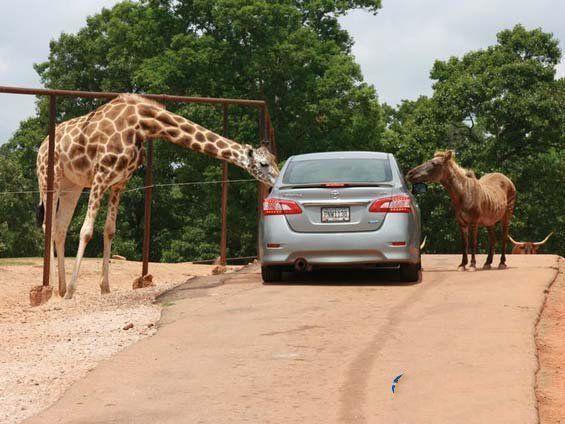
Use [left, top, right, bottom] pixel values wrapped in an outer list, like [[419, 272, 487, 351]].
[[140, 119, 160, 134], [206, 132, 219, 142], [166, 128, 180, 138], [61, 135, 72, 151], [195, 132, 206, 142], [116, 156, 128, 172], [69, 143, 87, 157], [107, 134, 123, 154], [73, 156, 90, 171], [204, 143, 218, 155], [195, 124, 205, 131], [156, 112, 175, 126], [101, 154, 118, 168], [127, 114, 138, 126], [104, 104, 126, 120], [70, 127, 80, 137], [216, 140, 228, 149], [83, 123, 97, 136], [178, 135, 192, 147], [180, 124, 195, 134], [114, 116, 127, 131], [221, 150, 233, 159], [192, 143, 202, 151], [138, 104, 159, 118], [99, 119, 116, 137], [173, 116, 184, 124]]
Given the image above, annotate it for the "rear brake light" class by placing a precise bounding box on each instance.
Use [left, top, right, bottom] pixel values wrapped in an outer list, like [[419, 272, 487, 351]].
[[262, 198, 302, 215], [323, 183, 346, 187], [369, 195, 412, 213]]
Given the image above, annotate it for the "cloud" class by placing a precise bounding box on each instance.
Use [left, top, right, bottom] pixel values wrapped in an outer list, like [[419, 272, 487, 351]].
[[0, 0, 563, 143], [340, 0, 565, 106], [0, 0, 121, 143]]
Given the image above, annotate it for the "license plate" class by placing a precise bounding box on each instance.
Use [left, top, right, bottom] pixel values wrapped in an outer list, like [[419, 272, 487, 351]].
[[321, 207, 350, 223]]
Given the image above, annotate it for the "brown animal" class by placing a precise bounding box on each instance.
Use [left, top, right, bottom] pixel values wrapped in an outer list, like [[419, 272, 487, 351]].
[[508, 232, 553, 254], [36, 94, 279, 299], [406, 150, 516, 271]]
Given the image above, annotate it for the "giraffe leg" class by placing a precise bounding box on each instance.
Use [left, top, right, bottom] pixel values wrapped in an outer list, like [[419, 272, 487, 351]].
[[458, 225, 469, 271], [65, 182, 107, 299], [483, 226, 496, 269], [53, 185, 82, 297], [100, 187, 123, 294], [469, 224, 478, 272]]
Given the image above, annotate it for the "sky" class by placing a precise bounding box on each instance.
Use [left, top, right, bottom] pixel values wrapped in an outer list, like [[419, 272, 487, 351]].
[[0, 0, 563, 143]]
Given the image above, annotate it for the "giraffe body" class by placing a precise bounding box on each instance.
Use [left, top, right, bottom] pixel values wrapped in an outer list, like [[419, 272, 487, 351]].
[[36, 94, 278, 298]]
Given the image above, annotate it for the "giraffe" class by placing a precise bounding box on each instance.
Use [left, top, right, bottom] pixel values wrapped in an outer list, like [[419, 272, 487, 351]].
[[36, 94, 279, 299]]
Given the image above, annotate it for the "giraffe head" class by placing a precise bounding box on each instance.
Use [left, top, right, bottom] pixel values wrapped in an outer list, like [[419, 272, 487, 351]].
[[242, 145, 279, 187]]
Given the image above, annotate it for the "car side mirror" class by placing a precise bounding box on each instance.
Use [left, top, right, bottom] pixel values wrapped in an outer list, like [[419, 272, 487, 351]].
[[411, 183, 427, 195]]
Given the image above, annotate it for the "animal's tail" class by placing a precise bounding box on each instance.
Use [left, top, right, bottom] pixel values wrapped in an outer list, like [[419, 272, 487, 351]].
[[36, 202, 44, 227]]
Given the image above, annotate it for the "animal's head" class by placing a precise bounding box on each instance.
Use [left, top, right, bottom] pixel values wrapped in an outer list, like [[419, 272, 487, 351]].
[[406, 150, 454, 183], [243, 144, 279, 187], [508, 232, 553, 254]]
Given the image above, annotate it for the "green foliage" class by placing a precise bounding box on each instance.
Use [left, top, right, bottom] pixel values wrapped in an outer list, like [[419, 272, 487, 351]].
[[0, 0, 384, 261], [388, 25, 564, 255]]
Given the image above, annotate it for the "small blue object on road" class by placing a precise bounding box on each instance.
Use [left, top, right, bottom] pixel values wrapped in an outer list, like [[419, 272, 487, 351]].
[[391, 373, 403, 394]]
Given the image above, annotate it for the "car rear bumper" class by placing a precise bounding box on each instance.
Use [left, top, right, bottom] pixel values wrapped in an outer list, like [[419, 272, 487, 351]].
[[259, 213, 420, 266]]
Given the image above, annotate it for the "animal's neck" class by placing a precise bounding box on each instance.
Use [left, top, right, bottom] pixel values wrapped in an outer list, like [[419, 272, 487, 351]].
[[140, 108, 247, 169], [440, 161, 473, 207]]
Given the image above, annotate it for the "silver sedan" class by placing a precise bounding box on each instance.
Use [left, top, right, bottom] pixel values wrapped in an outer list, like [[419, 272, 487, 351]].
[[259, 151, 423, 283]]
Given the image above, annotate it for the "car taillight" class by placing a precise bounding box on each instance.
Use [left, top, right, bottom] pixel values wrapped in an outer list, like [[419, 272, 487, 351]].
[[369, 195, 412, 213], [262, 198, 302, 215]]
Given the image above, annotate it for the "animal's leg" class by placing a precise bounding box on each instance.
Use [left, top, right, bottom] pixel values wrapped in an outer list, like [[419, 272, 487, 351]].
[[469, 224, 478, 271], [458, 225, 469, 271], [483, 226, 496, 269], [65, 182, 107, 299], [100, 187, 123, 294], [53, 186, 82, 297], [499, 222, 509, 269]]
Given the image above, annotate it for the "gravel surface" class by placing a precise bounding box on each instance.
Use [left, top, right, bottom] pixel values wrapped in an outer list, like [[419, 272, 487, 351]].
[[0, 257, 237, 424]]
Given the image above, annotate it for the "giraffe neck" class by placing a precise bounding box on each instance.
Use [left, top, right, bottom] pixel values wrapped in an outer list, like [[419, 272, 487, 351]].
[[136, 103, 249, 168]]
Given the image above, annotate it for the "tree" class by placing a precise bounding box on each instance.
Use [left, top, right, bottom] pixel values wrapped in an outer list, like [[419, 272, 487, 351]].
[[1, 0, 385, 261], [386, 25, 564, 255]]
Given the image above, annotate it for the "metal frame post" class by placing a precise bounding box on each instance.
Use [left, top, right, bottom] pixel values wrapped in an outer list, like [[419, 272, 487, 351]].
[[220, 104, 229, 266], [141, 140, 154, 276], [42, 95, 57, 286]]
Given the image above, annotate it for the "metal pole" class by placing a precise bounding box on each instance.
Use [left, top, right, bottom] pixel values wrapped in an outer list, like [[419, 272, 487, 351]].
[[220, 104, 229, 266], [142, 140, 154, 276], [42, 95, 57, 286]]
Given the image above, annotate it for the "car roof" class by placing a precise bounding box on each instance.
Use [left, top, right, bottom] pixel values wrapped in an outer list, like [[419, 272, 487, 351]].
[[289, 151, 391, 161]]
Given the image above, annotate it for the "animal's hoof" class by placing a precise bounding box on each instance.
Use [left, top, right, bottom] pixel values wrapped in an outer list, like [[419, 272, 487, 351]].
[[498, 263, 507, 270], [64, 291, 74, 300], [100, 288, 110, 295], [468, 266, 477, 272], [483, 264, 492, 270], [457, 266, 466, 272]]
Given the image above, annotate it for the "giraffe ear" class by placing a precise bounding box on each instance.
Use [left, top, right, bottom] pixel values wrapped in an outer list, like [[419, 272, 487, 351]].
[[245, 145, 254, 159], [445, 150, 454, 160]]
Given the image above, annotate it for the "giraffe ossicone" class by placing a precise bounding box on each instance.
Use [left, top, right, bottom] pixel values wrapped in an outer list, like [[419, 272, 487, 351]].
[[36, 94, 279, 298]]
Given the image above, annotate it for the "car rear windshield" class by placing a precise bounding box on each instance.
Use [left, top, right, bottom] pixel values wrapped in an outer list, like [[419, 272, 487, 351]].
[[282, 158, 392, 184]]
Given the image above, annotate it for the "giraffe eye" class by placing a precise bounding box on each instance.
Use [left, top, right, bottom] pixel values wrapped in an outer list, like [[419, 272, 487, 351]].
[[260, 162, 268, 168]]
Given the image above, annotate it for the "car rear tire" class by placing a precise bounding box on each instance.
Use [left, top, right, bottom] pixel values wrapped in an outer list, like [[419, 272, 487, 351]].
[[261, 265, 283, 283], [399, 263, 420, 282]]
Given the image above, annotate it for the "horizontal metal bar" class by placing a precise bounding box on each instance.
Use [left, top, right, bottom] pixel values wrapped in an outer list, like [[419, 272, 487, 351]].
[[0, 85, 266, 107]]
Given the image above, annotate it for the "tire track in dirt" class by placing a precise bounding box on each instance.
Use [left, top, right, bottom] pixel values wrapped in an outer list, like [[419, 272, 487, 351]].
[[338, 272, 443, 423]]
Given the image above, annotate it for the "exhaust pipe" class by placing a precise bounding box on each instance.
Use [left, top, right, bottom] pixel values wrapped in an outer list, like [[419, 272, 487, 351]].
[[294, 258, 308, 272]]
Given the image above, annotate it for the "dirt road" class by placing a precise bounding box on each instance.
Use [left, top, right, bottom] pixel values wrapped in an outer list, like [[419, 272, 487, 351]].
[[25, 255, 559, 424]]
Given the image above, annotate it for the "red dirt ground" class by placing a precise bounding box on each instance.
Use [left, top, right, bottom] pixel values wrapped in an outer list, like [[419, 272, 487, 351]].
[[536, 256, 565, 424]]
